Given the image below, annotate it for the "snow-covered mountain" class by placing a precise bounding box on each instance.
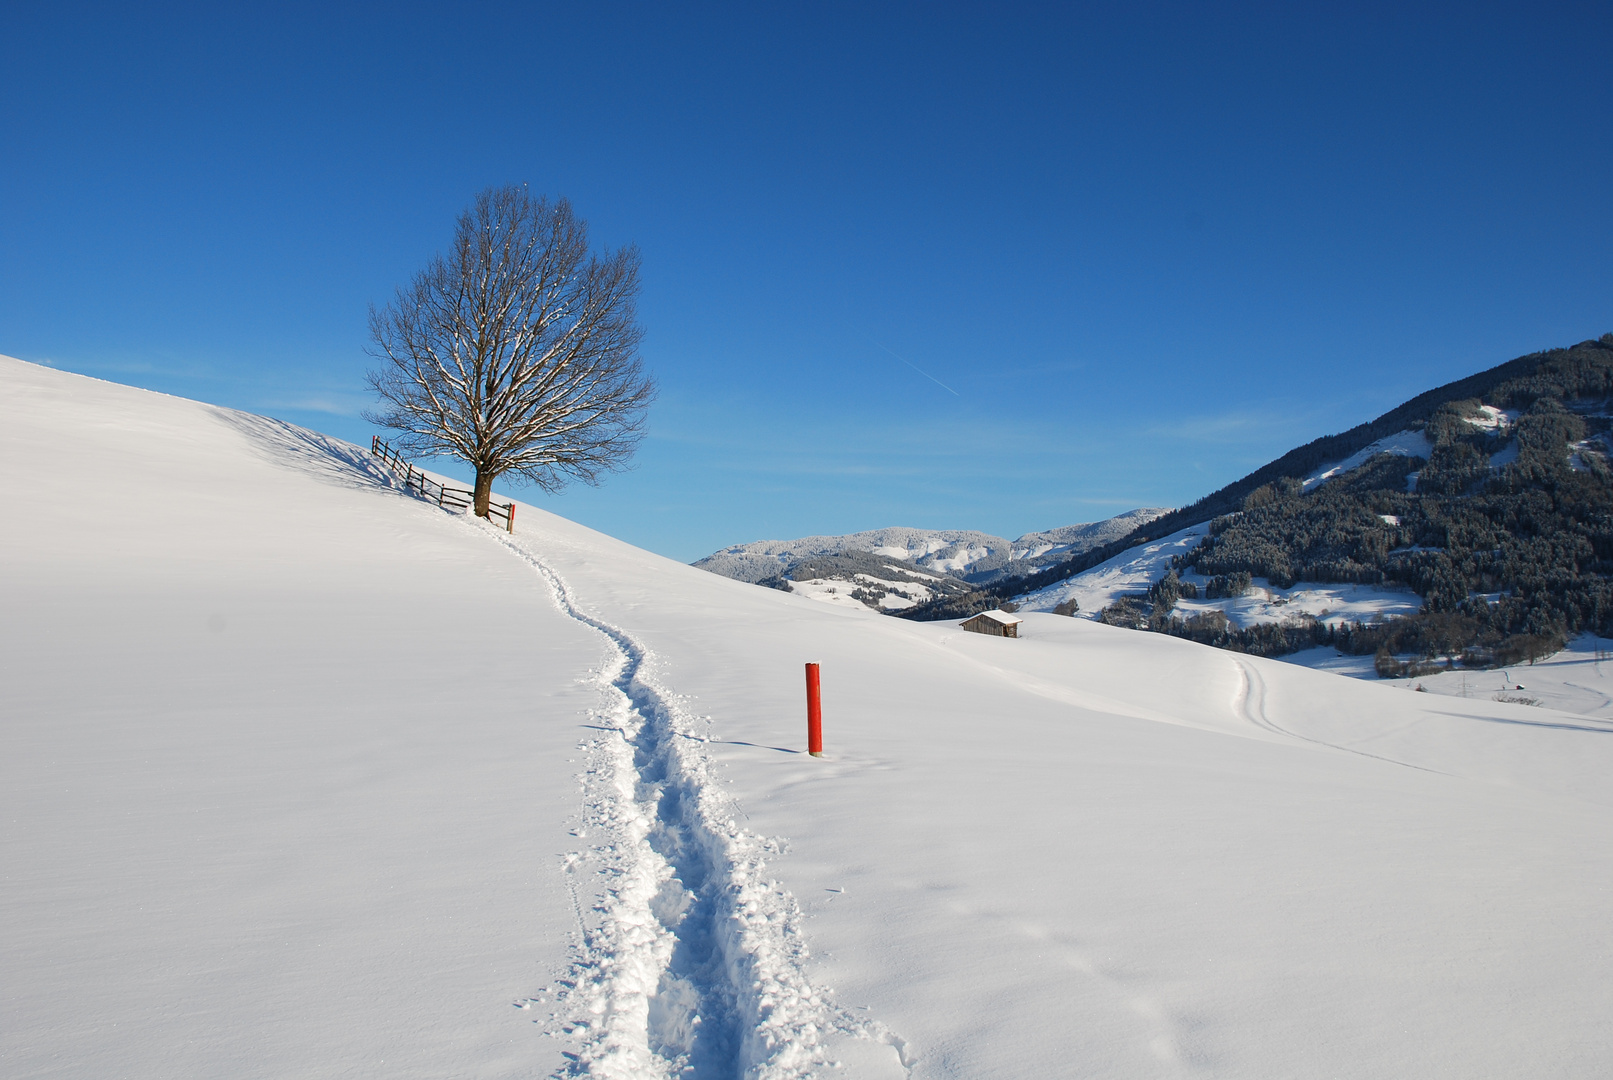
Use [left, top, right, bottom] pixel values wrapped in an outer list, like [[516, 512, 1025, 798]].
[[9, 354, 1613, 1079], [1059, 335, 1613, 569], [693, 508, 1169, 608], [694, 526, 1013, 584], [911, 338, 1613, 669]]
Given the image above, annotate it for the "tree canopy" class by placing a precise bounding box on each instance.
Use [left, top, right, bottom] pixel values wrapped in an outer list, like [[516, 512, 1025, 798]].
[[366, 186, 655, 515]]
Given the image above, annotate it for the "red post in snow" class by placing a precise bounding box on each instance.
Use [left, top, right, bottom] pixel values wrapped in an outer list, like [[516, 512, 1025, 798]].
[[805, 662, 823, 757], [507, 503, 515, 533]]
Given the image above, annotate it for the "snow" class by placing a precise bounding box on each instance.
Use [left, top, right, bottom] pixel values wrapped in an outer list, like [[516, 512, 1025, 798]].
[[1568, 437, 1609, 472], [869, 538, 954, 560], [1013, 518, 1423, 629], [1, 359, 601, 1078], [778, 573, 941, 612], [1464, 404, 1519, 431], [965, 609, 1021, 626], [781, 577, 880, 611], [1015, 524, 1210, 616], [9, 355, 1613, 1078], [1283, 634, 1613, 719], [693, 510, 1170, 584], [696, 528, 1016, 582], [1489, 438, 1519, 467], [921, 543, 994, 573], [1301, 429, 1433, 490], [1005, 508, 1170, 559], [1174, 579, 1422, 627], [870, 543, 929, 559]]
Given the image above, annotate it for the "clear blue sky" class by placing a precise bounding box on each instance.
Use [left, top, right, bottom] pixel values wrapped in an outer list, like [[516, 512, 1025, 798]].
[[4, 3, 1611, 561]]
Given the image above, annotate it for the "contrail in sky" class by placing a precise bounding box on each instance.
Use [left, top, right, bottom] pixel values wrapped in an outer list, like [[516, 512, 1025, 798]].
[[870, 340, 961, 396]]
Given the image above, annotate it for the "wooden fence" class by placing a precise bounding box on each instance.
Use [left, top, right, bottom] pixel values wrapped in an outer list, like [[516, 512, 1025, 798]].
[[370, 436, 515, 533]]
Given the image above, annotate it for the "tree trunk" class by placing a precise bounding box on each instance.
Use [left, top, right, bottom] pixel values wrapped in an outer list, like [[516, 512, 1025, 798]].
[[473, 469, 492, 518]]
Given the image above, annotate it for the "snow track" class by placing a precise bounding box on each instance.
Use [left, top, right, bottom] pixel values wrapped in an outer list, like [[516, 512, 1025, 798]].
[[477, 524, 869, 1080], [1232, 659, 1439, 774]]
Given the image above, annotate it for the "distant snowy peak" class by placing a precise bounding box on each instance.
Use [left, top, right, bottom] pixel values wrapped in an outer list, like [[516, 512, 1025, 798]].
[[693, 508, 1172, 586], [694, 526, 1012, 584], [1011, 508, 1173, 559]]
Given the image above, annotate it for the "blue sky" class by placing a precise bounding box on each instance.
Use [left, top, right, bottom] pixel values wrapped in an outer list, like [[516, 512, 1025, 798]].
[[4, 3, 1611, 561]]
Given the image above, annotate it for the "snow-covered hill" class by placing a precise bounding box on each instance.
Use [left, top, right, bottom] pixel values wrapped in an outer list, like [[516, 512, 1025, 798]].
[[1019, 523, 1426, 630], [7, 355, 1613, 1079], [693, 509, 1169, 608], [1013, 521, 1613, 719]]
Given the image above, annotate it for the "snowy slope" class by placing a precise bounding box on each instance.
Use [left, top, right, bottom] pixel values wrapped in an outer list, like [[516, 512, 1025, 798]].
[[0, 358, 604, 1078], [7, 356, 1613, 1079], [1300, 429, 1434, 490], [778, 552, 971, 612], [1014, 524, 1210, 616], [1017, 522, 1427, 631], [1279, 632, 1613, 722]]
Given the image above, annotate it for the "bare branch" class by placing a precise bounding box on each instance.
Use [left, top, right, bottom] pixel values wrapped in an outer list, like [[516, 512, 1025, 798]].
[[364, 187, 657, 515]]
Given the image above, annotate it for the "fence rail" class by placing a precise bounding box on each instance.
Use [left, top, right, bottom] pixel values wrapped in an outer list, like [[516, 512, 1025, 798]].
[[370, 436, 515, 533]]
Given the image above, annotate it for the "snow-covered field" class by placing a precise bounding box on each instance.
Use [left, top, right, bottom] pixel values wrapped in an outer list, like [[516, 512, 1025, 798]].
[[1286, 633, 1613, 718], [8, 355, 1613, 1078]]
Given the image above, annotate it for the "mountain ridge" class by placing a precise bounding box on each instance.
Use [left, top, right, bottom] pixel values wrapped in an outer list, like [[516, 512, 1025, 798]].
[[1111, 334, 1613, 551], [905, 334, 1613, 667], [692, 509, 1169, 608]]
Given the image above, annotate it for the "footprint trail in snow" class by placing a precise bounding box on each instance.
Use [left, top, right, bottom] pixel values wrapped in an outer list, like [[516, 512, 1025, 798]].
[[476, 523, 896, 1079]]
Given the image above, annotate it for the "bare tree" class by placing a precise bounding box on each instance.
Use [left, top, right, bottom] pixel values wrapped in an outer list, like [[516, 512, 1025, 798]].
[[365, 186, 655, 517]]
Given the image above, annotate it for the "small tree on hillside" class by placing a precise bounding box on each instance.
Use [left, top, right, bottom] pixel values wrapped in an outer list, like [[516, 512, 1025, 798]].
[[365, 186, 655, 516]]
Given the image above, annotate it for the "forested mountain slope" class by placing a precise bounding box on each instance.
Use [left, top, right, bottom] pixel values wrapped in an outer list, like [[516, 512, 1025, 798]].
[[907, 335, 1613, 661], [1143, 334, 1613, 541]]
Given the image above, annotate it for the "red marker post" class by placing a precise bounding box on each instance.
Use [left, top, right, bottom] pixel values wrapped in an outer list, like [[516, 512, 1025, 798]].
[[805, 662, 823, 757]]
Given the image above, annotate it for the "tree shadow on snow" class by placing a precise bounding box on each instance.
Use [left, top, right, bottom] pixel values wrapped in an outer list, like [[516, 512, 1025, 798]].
[[211, 408, 397, 493]]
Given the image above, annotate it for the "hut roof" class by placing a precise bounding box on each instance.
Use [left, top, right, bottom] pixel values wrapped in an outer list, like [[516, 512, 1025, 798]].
[[966, 609, 1022, 626]]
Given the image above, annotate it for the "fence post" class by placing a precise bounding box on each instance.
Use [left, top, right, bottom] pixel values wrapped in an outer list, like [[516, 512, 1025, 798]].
[[507, 503, 515, 533], [805, 663, 823, 757]]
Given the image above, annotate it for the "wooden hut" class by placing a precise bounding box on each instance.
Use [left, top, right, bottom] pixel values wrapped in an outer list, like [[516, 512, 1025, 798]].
[[960, 610, 1022, 638]]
